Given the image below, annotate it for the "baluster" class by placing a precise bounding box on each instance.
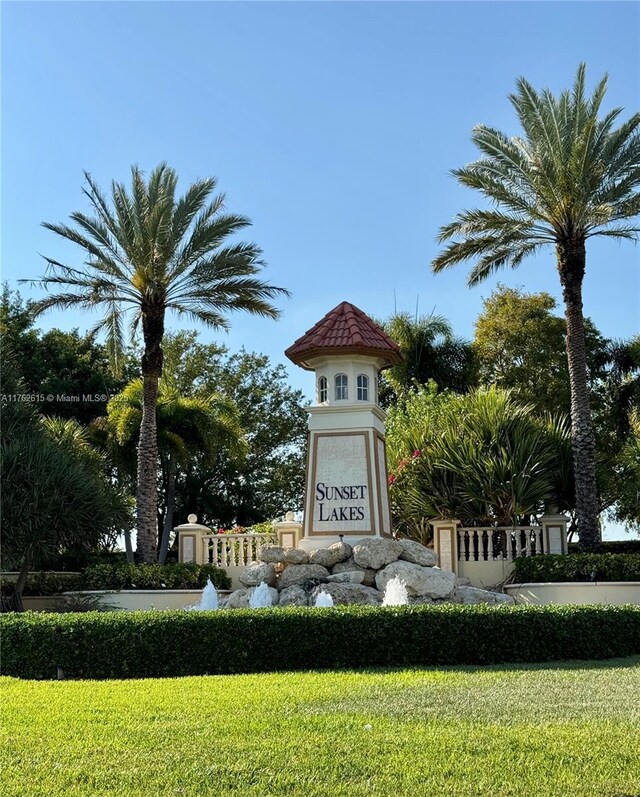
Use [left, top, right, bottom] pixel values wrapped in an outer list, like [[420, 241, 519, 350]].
[[222, 538, 229, 568], [487, 529, 494, 560], [536, 527, 543, 555]]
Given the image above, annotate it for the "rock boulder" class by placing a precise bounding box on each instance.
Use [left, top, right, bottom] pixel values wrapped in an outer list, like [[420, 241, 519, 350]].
[[309, 541, 352, 569], [332, 557, 377, 587], [277, 563, 330, 590], [257, 545, 286, 564], [352, 538, 403, 570], [278, 585, 310, 607], [324, 571, 365, 584], [283, 548, 309, 565], [398, 539, 438, 568], [309, 583, 382, 606], [239, 561, 277, 588], [375, 560, 456, 599]]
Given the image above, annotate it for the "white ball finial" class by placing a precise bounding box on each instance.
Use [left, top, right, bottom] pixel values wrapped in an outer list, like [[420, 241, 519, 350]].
[[187, 513, 197, 524], [285, 511, 295, 522]]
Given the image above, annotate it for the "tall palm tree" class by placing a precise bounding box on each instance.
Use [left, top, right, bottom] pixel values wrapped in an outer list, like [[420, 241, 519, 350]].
[[101, 376, 246, 562], [27, 164, 288, 562], [432, 65, 640, 549]]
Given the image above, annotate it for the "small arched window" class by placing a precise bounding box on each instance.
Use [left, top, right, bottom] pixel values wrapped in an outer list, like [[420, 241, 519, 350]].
[[357, 374, 369, 401], [335, 373, 348, 400], [318, 375, 328, 403]]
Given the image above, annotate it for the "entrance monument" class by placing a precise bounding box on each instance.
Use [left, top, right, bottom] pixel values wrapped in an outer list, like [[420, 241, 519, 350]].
[[285, 301, 402, 551]]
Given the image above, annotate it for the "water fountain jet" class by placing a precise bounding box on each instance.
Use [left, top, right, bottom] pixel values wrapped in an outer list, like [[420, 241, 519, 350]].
[[382, 576, 409, 606]]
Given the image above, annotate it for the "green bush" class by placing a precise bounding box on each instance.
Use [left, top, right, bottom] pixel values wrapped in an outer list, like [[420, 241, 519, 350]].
[[0, 572, 83, 597], [568, 540, 640, 555], [514, 554, 640, 583], [2, 604, 639, 680], [80, 563, 231, 591]]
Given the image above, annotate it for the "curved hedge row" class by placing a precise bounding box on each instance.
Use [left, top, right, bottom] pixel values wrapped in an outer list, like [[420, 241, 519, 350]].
[[2, 604, 639, 680], [513, 554, 640, 583]]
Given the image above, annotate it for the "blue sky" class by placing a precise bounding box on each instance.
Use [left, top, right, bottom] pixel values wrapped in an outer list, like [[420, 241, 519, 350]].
[[2, 3, 639, 535], [3, 1, 638, 401]]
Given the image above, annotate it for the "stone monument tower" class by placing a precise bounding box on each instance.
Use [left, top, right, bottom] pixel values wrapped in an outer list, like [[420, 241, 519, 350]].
[[285, 301, 402, 551]]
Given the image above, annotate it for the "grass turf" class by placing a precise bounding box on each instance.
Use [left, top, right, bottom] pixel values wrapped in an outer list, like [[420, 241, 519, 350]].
[[2, 658, 639, 797]]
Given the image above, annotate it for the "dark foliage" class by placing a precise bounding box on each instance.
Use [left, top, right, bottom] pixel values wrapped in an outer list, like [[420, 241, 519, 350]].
[[514, 554, 640, 583]]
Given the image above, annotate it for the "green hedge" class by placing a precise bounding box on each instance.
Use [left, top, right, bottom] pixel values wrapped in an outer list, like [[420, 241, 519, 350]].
[[80, 563, 231, 591], [568, 540, 640, 555], [513, 554, 640, 583], [2, 604, 639, 680], [1, 563, 230, 598], [1, 572, 83, 597]]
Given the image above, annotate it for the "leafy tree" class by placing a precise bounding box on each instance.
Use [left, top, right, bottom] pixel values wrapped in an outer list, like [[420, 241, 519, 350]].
[[1, 357, 131, 610], [98, 377, 245, 562], [27, 164, 288, 562], [473, 286, 610, 415], [607, 409, 640, 531], [159, 332, 308, 528], [1, 285, 128, 424], [432, 65, 640, 549], [386, 384, 573, 541], [379, 312, 476, 405]]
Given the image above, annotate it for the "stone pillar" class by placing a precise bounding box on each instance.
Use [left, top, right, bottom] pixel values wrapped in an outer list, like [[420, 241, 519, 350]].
[[431, 518, 461, 575], [274, 511, 303, 549], [175, 514, 211, 564], [540, 513, 569, 555]]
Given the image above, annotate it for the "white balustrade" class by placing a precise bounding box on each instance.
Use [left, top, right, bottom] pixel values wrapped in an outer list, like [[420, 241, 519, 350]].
[[202, 533, 277, 567], [457, 527, 543, 562]]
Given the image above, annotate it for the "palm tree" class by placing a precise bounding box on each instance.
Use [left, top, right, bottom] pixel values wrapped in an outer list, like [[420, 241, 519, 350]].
[[26, 163, 288, 562], [380, 311, 476, 403], [432, 65, 640, 549], [101, 376, 246, 562]]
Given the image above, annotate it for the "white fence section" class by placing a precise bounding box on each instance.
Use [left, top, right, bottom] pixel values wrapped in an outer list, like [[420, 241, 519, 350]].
[[201, 533, 277, 569], [175, 515, 284, 588], [458, 526, 544, 563], [432, 515, 569, 589]]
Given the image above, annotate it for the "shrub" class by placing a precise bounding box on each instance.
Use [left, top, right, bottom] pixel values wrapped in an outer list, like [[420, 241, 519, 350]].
[[0, 572, 83, 597], [513, 554, 640, 583], [79, 563, 231, 591], [2, 604, 639, 680], [568, 540, 640, 555]]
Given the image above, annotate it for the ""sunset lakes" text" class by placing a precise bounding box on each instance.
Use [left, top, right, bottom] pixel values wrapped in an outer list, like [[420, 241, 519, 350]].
[[315, 481, 367, 522]]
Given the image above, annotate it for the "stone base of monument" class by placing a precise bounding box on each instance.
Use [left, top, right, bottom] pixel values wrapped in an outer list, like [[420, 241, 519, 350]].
[[224, 537, 515, 608]]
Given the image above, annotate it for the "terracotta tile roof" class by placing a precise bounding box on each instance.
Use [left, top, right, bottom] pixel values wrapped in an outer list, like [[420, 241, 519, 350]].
[[285, 301, 403, 370]]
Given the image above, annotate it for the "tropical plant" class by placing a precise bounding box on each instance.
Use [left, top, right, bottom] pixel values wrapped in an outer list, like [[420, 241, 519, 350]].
[[386, 385, 573, 540], [27, 163, 288, 561], [1, 357, 131, 610], [379, 312, 476, 404], [100, 376, 246, 562], [432, 65, 640, 549]]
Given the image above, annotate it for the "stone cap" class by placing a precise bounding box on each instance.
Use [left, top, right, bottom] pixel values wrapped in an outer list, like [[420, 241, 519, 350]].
[[285, 301, 402, 370]]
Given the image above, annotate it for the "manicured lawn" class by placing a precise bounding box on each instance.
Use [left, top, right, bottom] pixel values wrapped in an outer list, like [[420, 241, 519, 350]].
[[2, 658, 639, 797]]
